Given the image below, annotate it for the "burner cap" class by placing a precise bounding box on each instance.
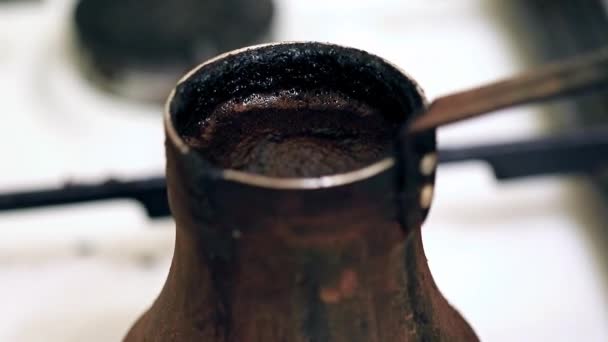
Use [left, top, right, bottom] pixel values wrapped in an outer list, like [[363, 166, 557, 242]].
[[73, 0, 274, 102]]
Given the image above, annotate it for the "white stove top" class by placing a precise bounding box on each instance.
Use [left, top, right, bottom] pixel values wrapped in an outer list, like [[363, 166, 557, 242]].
[[1, 0, 607, 341]]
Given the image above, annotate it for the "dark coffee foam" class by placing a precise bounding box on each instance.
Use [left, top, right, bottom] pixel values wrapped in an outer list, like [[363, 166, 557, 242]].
[[171, 43, 428, 178], [184, 90, 397, 177]]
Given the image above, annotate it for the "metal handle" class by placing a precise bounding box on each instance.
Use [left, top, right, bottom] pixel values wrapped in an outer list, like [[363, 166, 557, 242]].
[[408, 47, 608, 133]]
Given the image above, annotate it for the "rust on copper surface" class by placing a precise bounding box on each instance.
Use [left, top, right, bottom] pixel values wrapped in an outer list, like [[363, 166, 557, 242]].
[[320, 287, 342, 304], [125, 42, 477, 342], [338, 269, 358, 299]]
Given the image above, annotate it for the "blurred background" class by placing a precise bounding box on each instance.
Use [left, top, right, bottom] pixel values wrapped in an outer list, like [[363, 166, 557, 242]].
[[1, 0, 607, 340]]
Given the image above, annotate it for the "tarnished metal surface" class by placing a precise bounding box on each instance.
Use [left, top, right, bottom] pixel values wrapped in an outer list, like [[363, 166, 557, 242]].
[[125, 42, 475, 341]]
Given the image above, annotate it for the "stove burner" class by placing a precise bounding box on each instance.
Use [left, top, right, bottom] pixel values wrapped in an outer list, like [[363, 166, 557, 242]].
[[72, 0, 274, 102]]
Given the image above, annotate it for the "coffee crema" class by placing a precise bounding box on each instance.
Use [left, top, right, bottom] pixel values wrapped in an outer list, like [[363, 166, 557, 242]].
[[183, 89, 399, 178]]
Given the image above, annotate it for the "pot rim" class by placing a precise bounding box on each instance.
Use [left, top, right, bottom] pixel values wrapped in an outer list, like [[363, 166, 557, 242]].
[[164, 41, 427, 190]]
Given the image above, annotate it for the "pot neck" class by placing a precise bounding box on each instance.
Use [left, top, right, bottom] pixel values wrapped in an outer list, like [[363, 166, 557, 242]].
[[166, 137, 406, 236]]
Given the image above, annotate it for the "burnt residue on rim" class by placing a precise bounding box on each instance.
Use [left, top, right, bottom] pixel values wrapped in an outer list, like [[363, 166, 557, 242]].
[[169, 42, 429, 179]]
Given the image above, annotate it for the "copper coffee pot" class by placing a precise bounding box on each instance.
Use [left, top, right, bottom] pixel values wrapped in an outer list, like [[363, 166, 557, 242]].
[[125, 42, 608, 341]]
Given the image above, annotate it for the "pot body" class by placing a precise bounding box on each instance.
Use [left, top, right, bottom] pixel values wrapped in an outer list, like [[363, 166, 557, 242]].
[[125, 42, 478, 341]]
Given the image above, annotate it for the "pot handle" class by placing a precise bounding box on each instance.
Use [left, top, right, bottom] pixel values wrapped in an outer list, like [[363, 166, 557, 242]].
[[395, 120, 438, 230], [397, 47, 608, 229]]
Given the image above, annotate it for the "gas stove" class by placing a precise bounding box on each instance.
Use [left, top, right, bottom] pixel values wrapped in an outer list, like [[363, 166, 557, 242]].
[[0, 0, 607, 341]]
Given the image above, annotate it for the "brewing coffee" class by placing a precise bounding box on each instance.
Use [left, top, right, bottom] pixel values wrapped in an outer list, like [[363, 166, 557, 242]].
[[182, 89, 399, 177]]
